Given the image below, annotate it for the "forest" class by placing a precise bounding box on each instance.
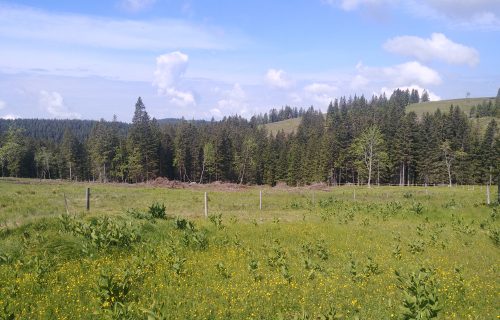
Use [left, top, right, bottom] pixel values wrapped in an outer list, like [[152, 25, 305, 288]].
[[0, 88, 499, 187]]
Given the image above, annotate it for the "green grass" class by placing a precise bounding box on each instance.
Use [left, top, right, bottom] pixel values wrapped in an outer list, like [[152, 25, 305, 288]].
[[262, 117, 302, 136], [0, 178, 499, 319], [406, 97, 495, 117]]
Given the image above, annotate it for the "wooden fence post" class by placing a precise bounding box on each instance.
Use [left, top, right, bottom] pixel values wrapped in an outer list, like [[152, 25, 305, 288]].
[[259, 190, 262, 210], [86, 187, 90, 211], [486, 184, 490, 205], [204, 192, 208, 218]]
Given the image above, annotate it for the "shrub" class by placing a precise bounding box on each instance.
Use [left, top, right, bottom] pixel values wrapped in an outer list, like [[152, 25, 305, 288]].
[[395, 268, 441, 319], [148, 202, 167, 220]]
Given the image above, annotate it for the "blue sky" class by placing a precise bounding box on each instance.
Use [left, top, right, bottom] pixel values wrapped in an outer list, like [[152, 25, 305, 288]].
[[0, 0, 499, 121]]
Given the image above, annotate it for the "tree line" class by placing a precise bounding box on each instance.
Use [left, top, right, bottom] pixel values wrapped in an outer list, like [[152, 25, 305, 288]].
[[0, 90, 499, 187]]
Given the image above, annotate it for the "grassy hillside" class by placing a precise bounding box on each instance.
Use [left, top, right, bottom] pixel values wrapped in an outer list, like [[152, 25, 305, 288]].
[[406, 97, 495, 117], [262, 117, 302, 136], [262, 97, 497, 136]]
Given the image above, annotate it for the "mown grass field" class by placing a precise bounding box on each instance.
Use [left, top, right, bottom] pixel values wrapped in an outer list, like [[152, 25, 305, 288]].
[[262, 118, 302, 136], [261, 98, 498, 136], [406, 97, 495, 118], [0, 178, 499, 319]]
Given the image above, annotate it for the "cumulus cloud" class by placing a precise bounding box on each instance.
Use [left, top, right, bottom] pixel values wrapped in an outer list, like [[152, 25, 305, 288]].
[[217, 83, 248, 115], [303, 83, 338, 107], [322, 0, 393, 11], [384, 33, 479, 66], [419, 0, 500, 25], [39, 91, 81, 119], [380, 85, 441, 101], [1, 114, 19, 120], [121, 0, 156, 12], [165, 88, 196, 107], [265, 69, 293, 89], [324, 0, 500, 29], [154, 52, 188, 93], [350, 75, 370, 90], [358, 61, 441, 87], [153, 52, 196, 107], [209, 108, 222, 117], [0, 100, 5, 110]]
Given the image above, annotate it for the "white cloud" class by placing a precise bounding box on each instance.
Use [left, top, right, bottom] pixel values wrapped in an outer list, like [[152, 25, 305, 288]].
[[303, 83, 338, 107], [217, 83, 248, 115], [121, 0, 156, 12], [265, 69, 293, 89], [350, 75, 370, 90], [153, 52, 196, 107], [384, 33, 479, 66], [420, 0, 500, 22], [358, 61, 441, 87], [407, 0, 500, 29], [0, 5, 239, 51], [380, 85, 441, 101], [1, 114, 19, 120], [324, 0, 500, 29], [0, 100, 5, 110], [154, 52, 189, 94], [165, 88, 196, 107], [39, 90, 81, 119], [322, 0, 393, 11], [209, 108, 222, 117]]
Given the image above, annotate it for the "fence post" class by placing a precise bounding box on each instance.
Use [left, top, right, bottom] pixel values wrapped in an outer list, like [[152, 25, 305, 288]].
[[486, 184, 490, 205], [86, 187, 90, 211], [64, 193, 69, 215], [259, 190, 262, 210], [204, 192, 208, 218]]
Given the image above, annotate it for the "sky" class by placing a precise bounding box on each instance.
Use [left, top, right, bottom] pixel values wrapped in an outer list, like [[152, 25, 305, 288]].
[[0, 0, 499, 122]]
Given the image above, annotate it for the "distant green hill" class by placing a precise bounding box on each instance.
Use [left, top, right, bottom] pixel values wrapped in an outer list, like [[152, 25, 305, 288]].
[[262, 97, 498, 136], [406, 97, 495, 117], [262, 117, 301, 136]]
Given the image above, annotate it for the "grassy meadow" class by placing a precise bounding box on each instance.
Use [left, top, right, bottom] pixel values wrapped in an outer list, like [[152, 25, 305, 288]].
[[0, 178, 499, 319], [406, 98, 495, 118], [262, 118, 302, 136], [261, 97, 498, 137]]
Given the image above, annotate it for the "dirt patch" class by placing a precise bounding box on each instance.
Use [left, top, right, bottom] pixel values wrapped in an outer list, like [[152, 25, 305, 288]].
[[307, 182, 330, 191], [145, 177, 186, 188], [143, 177, 250, 191]]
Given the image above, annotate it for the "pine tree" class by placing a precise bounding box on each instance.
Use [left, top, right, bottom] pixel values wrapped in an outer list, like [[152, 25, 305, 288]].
[[60, 128, 81, 180], [480, 119, 498, 185], [421, 90, 430, 102], [127, 97, 159, 182]]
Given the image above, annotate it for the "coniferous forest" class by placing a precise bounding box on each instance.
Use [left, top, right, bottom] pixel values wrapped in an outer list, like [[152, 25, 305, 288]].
[[0, 89, 499, 187]]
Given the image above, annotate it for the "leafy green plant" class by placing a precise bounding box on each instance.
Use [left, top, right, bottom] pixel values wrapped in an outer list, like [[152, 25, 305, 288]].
[[61, 215, 141, 250], [148, 202, 167, 219], [208, 213, 224, 229], [248, 259, 263, 282], [215, 262, 231, 279], [173, 216, 194, 230], [395, 268, 441, 319], [97, 269, 133, 310], [408, 239, 425, 254], [403, 192, 413, 199], [410, 202, 424, 215], [487, 228, 499, 246]]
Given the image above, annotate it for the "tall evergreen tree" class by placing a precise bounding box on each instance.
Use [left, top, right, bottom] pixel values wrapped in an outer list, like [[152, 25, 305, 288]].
[[127, 97, 159, 182]]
